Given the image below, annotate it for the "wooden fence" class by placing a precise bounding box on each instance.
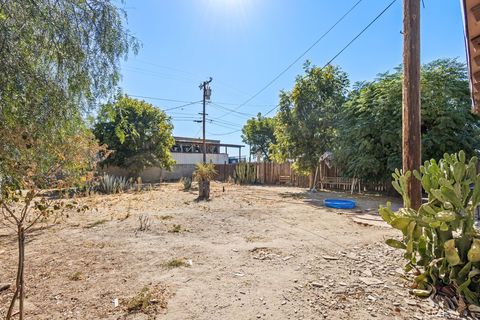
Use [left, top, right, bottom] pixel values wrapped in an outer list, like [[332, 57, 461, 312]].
[[215, 161, 393, 194]]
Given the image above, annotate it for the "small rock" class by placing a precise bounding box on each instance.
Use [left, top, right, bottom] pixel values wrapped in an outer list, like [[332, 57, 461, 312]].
[[359, 277, 384, 286], [322, 255, 339, 261], [311, 282, 323, 288], [469, 305, 480, 313], [362, 269, 373, 277], [0, 284, 10, 292]]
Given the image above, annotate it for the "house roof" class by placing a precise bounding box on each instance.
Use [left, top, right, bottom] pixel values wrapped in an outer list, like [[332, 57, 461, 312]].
[[173, 136, 220, 144], [173, 136, 244, 148], [461, 0, 480, 113]]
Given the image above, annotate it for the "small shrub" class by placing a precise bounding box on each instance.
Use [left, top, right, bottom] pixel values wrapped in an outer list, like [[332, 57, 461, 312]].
[[126, 285, 168, 313], [135, 176, 142, 192], [163, 258, 188, 268], [380, 151, 480, 305], [180, 177, 192, 191], [138, 214, 151, 232], [169, 224, 182, 233], [97, 174, 131, 194], [68, 271, 83, 281]]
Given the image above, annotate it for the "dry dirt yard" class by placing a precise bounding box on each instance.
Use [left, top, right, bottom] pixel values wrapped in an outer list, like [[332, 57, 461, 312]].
[[0, 182, 470, 319]]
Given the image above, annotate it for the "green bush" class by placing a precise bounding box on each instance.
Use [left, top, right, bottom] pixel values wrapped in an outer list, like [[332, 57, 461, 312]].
[[180, 177, 192, 191], [380, 151, 480, 304], [234, 162, 257, 184], [97, 174, 131, 194]]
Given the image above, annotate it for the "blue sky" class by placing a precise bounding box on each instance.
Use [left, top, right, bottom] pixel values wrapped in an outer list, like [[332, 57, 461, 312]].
[[119, 0, 467, 147]]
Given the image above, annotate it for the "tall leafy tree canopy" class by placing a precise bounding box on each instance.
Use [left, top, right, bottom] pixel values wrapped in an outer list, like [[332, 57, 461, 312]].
[[272, 62, 349, 174], [241, 113, 276, 161], [94, 95, 175, 176], [0, 0, 138, 189], [336, 58, 480, 182]]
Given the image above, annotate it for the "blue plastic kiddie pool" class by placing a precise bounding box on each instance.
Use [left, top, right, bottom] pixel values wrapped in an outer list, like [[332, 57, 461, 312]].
[[324, 199, 356, 209]]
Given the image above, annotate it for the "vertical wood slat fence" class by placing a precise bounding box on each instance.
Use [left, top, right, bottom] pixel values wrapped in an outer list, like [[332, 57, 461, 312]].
[[215, 162, 393, 194]]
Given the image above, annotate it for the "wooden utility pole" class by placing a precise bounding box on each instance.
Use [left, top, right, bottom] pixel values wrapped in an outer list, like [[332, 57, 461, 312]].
[[402, 0, 422, 210], [199, 77, 212, 163]]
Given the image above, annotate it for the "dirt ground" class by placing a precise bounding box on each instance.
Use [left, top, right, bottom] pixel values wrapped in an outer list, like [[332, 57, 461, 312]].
[[0, 182, 470, 319]]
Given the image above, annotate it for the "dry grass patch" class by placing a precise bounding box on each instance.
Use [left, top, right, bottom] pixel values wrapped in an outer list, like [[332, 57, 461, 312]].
[[168, 224, 182, 233], [84, 218, 108, 228], [158, 215, 174, 220], [125, 284, 170, 314], [68, 271, 83, 281], [163, 258, 190, 269]]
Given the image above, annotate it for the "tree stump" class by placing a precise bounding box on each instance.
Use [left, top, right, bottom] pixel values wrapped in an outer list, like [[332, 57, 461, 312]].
[[198, 180, 210, 200]]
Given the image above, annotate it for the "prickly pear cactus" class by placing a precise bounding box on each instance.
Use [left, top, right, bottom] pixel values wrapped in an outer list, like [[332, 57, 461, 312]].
[[380, 151, 480, 305]]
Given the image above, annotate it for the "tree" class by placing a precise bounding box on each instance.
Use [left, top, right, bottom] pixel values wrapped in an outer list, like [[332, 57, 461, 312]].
[[94, 95, 176, 176], [0, 2, 137, 318], [271, 62, 349, 183], [336, 58, 480, 183], [193, 162, 217, 200], [241, 113, 276, 161], [0, 0, 139, 188]]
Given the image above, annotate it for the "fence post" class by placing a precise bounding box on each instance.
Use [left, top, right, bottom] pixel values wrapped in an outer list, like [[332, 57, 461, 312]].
[[223, 161, 226, 181], [263, 161, 267, 184]]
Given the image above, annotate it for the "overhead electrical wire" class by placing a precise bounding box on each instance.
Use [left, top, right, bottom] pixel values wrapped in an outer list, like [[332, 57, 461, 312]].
[[209, 0, 398, 135], [215, 0, 365, 120], [129, 0, 398, 137], [321, 0, 397, 68], [163, 101, 202, 111], [128, 94, 275, 110], [128, 94, 192, 104], [209, 103, 255, 118]]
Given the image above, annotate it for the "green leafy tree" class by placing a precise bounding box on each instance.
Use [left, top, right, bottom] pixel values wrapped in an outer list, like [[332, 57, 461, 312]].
[[336, 58, 480, 183], [241, 113, 276, 161], [0, 0, 139, 188], [94, 95, 175, 176], [0, 2, 137, 318], [271, 62, 349, 178]]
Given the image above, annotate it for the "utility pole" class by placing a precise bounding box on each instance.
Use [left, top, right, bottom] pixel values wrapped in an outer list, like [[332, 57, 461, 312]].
[[199, 77, 212, 163], [402, 0, 421, 210]]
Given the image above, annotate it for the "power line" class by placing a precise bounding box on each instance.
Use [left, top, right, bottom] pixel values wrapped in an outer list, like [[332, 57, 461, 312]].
[[227, 0, 397, 120], [264, 104, 280, 116], [164, 100, 202, 111], [208, 0, 398, 135], [128, 94, 192, 104], [209, 103, 255, 118], [128, 94, 275, 109], [208, 129, 242, 136], [322, 0, 398, 68], [215, 0, 364, 120], [207, 118, 242, 129]]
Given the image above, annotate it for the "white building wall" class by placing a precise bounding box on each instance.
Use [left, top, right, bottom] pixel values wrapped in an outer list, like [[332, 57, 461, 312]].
[[172, 152, 228, 165]]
